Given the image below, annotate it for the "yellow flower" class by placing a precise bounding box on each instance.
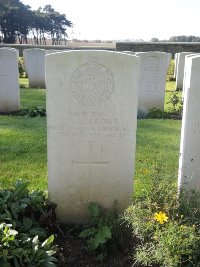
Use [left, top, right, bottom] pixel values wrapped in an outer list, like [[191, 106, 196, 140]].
[[154, 211, 168, 224]]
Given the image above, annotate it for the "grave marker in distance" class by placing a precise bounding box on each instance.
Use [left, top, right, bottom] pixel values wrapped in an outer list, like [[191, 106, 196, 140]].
[[23, 48, 46, 88], [0, 48, 19, 112]]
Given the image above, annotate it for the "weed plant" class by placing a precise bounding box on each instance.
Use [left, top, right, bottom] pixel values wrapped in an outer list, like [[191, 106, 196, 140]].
[[0, 107, 46, 117], [123, 165, 200, 267], [80, 202, 122, 261], [138, 92, 183, 120]]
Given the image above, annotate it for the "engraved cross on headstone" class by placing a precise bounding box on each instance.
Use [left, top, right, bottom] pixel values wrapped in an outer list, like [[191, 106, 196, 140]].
[[72, 141, 110, 179]]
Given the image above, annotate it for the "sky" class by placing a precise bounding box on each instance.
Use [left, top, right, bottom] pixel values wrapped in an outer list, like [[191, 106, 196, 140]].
[[21, 0, 200, 41]]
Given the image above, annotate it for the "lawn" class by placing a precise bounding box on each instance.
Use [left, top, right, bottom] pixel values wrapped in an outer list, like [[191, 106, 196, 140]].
[[0, 74, 183, 266], [166, 80, 176, 91], [0, 116, 47, 191], [19, 76, 180, 111], [19, 78, 46, 108], [165, 58, 176, 91], [20, 88, 46, 109], [0, 78, 182, 196], [135, 119, 181, 195], [19, 85, 180, 111]]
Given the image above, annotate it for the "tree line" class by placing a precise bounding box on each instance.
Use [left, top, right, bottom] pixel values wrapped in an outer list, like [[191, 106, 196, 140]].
[[151, 35, 200, 42], [168, 35, 200, 42], [0, 0, 72, 44]]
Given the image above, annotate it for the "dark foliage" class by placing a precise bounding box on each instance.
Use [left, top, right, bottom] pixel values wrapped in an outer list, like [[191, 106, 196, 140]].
[[0, 0, 72, 44]]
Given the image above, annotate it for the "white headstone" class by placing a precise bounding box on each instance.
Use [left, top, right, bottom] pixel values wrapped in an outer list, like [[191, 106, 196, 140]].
[[122, 51, 137, 55], [23, 48, 46, 88], [173, 53, 179, 78], [182, 54, 200, 99], [46, 50, 140, 223], [136, 51, 171, 112], [46, 50, 61, 55], [0, 48, 20, 112], [178, 55, 200, 191], [175, 52, 195, 91]]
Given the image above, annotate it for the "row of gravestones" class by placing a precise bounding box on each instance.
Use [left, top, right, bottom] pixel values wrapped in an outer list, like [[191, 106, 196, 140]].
[[173, 51, 200, 194], [0, 48, 198, 223], [45, 50, 200, 223], [24, 48, 171, 113], [0, 47, 171, 114], [0, 47, 68, 112], [174, 52, 200, 92]]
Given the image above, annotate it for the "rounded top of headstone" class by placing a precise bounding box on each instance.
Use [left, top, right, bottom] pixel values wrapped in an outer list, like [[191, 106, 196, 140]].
[[0, 47, 19, 58], [23, 48, 46, 55], [136, 51, 171, 57]]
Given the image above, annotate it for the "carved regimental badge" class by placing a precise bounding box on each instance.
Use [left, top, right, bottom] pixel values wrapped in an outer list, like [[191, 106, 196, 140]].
[[70, 57, 114, 106]]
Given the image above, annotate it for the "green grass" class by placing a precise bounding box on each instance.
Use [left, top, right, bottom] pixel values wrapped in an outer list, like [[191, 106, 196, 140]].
[[0, 115, 181, 194], [134, 119, 181, 195], [20, 88, 46, 109], [0, 117, 181, 193], [19, 78, 178, 112], [0, 116, 47, 191], [19, 78, 46, 109], [165, 80, 176, 91], [0, 75, 182, 194], [19, 77, 29, 88], [165, 59, 176, 91]]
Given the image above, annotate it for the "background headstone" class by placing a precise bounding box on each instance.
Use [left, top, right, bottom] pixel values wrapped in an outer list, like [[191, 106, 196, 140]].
[[0, 48, 20, 112], [173, 53, 179, 78], [23, 48, 46, 88], [182, 53, 200, 99], [46, 50, 60, 55], [175, 52, 195, 91], [178, 55, 200, 191], [46, 50, 140, 223], [122, 51, 137, 55], [136, 51, 171, 113]]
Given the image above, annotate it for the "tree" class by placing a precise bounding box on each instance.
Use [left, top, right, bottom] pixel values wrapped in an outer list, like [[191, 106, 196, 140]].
[[169, 35, 200, 42], [0, 1, 73, 44], [151, 37, 159, 42], [0, 0, 33, 43], [30, 7, 49, 45], [32, 5, 72, 45]]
